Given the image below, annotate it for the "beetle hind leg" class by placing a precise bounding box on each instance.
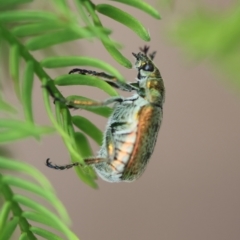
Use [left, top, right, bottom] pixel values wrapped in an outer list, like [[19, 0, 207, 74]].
[[46, 157, 109, 170]]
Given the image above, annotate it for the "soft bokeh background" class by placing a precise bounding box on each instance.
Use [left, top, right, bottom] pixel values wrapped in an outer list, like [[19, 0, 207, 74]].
[[3, 0, 240, 239]]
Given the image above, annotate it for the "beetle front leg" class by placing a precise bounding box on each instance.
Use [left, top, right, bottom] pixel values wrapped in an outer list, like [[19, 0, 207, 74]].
[[69, 68, 136, 92]]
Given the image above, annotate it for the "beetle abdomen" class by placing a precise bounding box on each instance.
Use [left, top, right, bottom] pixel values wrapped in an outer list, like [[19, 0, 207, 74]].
[[95, 97, 162, 182]]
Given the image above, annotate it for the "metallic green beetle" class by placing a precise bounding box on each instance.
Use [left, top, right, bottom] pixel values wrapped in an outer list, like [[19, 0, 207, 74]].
[[46, 46, 165, 182]]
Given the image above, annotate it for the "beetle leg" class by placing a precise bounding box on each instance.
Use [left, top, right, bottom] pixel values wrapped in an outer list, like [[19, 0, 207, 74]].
[[46, 158, 109, 170], [44, 82, 124, 109], [69, 68, 135, 92], [63, 96, 123, 109]]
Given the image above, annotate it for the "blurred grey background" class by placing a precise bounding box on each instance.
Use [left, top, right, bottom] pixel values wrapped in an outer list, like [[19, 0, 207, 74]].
[[5, 0, 240, 239]]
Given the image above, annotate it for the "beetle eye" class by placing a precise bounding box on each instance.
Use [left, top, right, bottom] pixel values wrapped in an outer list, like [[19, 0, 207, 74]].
[[142, 63, 154, 72]]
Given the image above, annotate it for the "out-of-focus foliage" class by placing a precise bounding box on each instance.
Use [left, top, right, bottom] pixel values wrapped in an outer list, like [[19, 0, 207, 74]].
[[169, 2, 240, 90], [0, 157, 78, 240]]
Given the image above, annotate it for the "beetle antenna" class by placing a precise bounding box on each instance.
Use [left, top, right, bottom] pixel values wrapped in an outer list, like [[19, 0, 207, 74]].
[[139, 45, 150, 55], [132, 52, 138, 58], [149, 51, 157, 60]]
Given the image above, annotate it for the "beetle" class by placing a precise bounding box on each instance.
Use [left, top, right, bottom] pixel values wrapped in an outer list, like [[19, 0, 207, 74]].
[[46, 46, 165, 182]]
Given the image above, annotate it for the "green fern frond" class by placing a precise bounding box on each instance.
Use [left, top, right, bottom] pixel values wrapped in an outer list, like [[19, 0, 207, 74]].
[[41, 56, 124, 81], [0, 0, 160, 186], [0, 157, 78, 240], [0, 0, 161, 183], [0, 0, 161, 238], [110, 0, 161, 19], [96, 4, 151, 41], [72, 115, 103, 146], [54, 74, 119, 96]]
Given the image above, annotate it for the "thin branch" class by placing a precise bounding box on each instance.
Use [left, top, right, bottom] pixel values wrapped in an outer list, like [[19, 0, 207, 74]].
[[0, 174, 37, 240], [0, 24, 63, 100]]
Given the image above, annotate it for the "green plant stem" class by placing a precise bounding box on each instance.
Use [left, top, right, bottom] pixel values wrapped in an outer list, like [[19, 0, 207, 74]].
[[0, 174, 37, 240], [82, 0, 115, 40], [0, 24, 63, 99], [1, 24, 96, 186], [83, 1, 112, 45], [0, 24, 80, 157], [82, 0, 132, 68]]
